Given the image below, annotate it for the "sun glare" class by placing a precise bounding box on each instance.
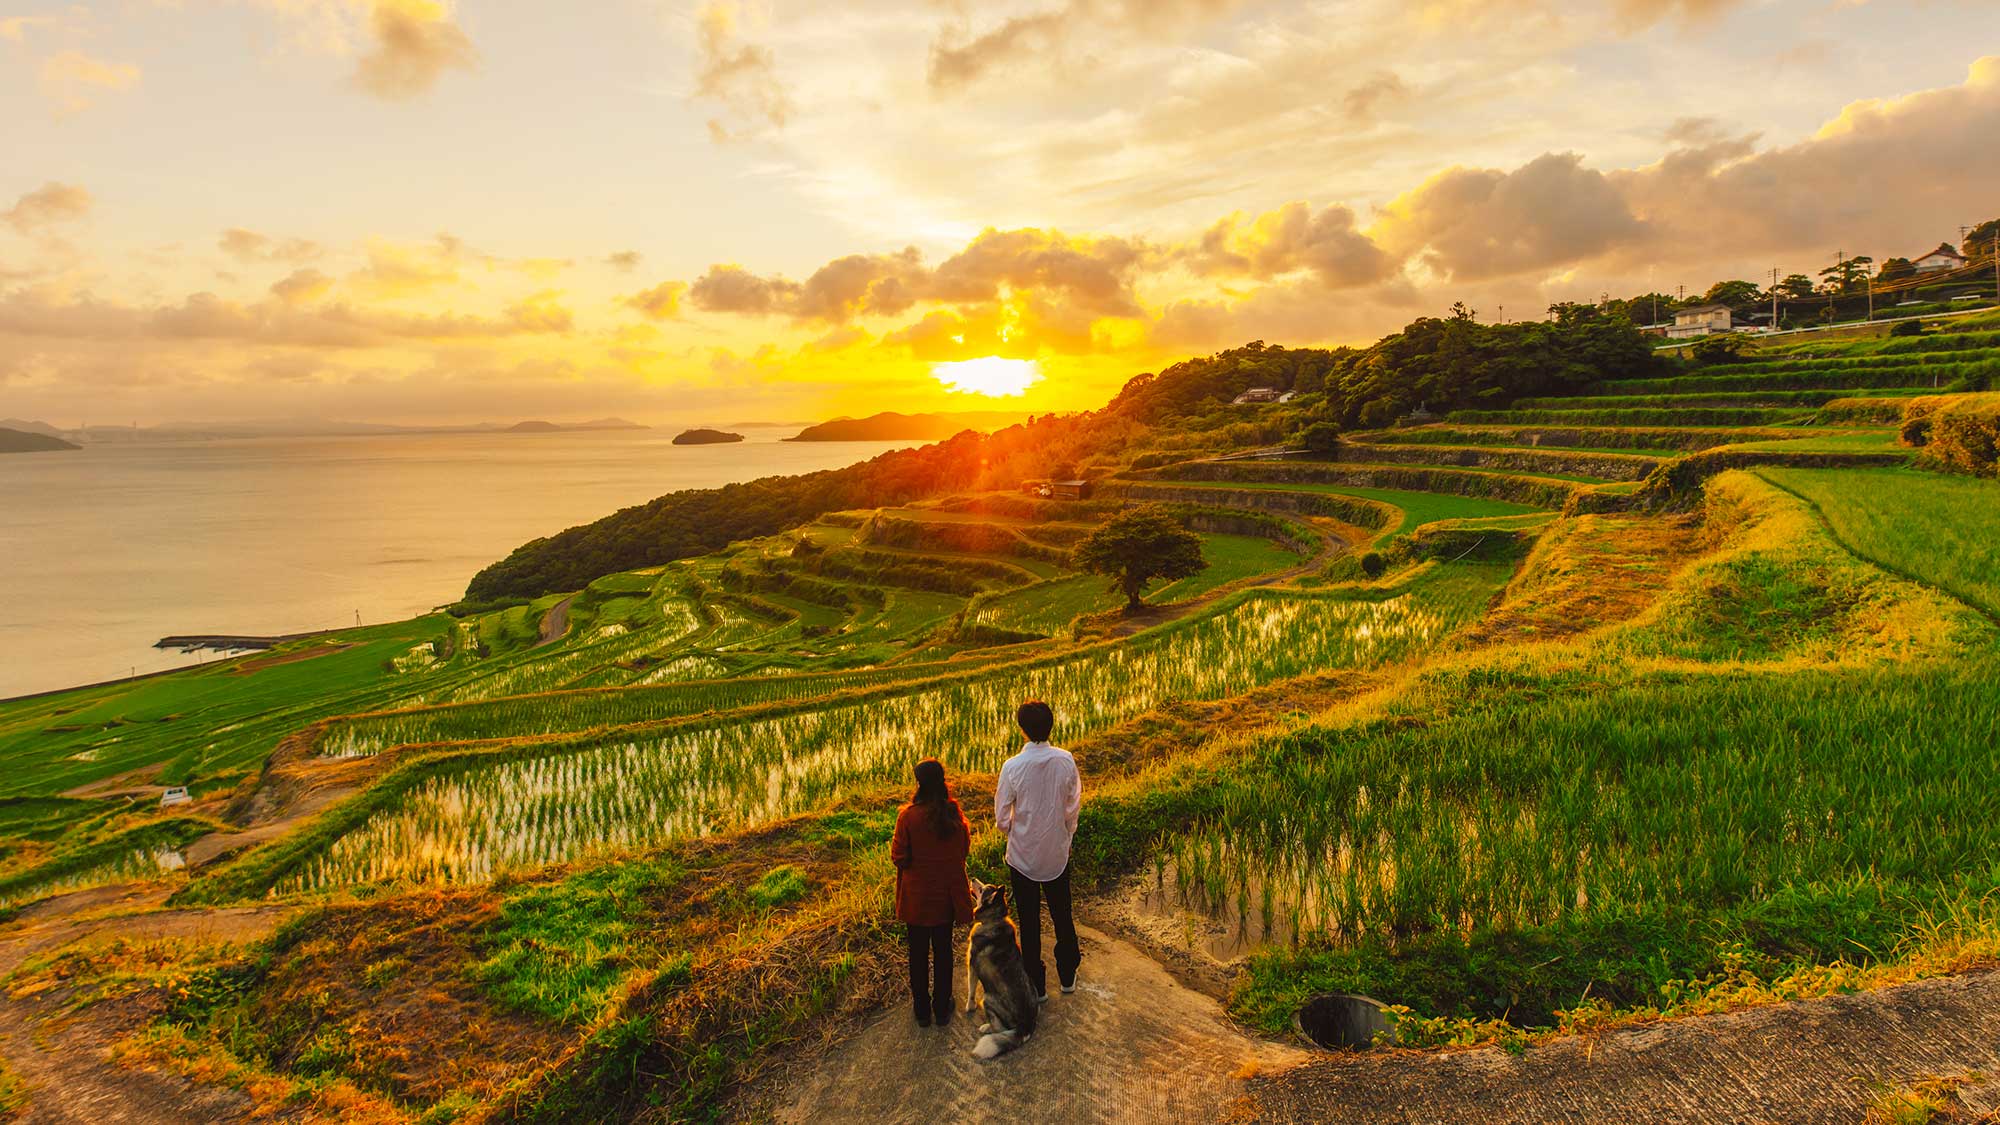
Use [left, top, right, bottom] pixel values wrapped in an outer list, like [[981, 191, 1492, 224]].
[[931, 356, 1043, 397]]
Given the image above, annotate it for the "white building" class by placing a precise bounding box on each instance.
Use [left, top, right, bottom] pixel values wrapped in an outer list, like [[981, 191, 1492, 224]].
[[1913, 243, 1968, 274], [1667, 303, 1736, 339]]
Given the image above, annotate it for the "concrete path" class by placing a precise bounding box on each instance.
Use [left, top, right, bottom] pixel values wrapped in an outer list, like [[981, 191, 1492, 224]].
[[754, 923, 1307, 1125], [1241, 970, 2000, 1124]]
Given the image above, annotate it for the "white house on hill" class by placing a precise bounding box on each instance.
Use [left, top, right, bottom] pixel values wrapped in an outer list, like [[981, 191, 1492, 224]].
[[1913, 243, 1967, 274], [1668, 303, 1737, 339]]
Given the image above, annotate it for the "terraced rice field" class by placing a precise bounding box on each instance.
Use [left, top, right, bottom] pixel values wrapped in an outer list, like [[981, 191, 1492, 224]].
[[280, 565, 1506, 891]]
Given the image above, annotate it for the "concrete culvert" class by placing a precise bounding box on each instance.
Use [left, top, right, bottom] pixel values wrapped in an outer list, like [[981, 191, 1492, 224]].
[[1294, 993, 1398, 1050]]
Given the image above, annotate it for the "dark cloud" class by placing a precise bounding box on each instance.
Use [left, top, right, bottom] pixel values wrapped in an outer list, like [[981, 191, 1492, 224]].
[[687, 264, 801, 315], [606, 250, 644, 271], [352, 0, 477, 101], [1376, 152, 1644, 281], [1185, 202, 1394, 289], [929, 228, 1146, 317], [794, 249, 930, 320], [1613, 56, 2000, 262], [684, 229, 1146, 322]]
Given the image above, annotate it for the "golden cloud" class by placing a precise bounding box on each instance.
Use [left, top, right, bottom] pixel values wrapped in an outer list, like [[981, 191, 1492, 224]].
[[694, 1, 791, 142], [352, 0, 476, 101], [220, 228, 324, 264], [623, 280, 689, 320], [1186, 202, 1394, 289], [38, 50, 140, 114], [3, 183, 91, 233]]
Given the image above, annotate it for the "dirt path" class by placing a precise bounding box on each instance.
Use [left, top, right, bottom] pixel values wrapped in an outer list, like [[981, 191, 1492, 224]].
[[0, 900, 298, 1123], [0, 988, 275, 1125], [1241, 969, 2000, 1124], [0, 898, 294, 978], [748, 923, 1308, 1124], [536, 595, 575, 646]]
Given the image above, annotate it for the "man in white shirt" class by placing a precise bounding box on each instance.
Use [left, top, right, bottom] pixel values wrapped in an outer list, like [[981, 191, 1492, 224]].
[[994, 699, 1082, 998]]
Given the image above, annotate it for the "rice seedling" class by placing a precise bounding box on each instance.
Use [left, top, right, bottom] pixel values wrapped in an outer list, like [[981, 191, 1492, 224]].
[[1171, 657, 2000, 1026], [278, 567, 1503, 892]]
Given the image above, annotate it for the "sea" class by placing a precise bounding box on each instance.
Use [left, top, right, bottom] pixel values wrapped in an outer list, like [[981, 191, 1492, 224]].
[[0, 429, 912, 699]]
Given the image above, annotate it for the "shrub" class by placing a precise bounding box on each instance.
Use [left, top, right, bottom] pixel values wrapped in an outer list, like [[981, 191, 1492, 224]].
[[1890, 319, 1928, 338], [1359, 552, 1386, 578], [1690, 334, 1748, 365], [1918, 394, 2000, 476], [1299, 421, 1343, 456]]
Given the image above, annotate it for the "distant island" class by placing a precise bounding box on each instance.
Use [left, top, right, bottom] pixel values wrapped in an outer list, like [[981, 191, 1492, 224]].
[[673, 428, 745, 445], [787, 410, 1029, 442], [507, 418, 649, 434], [0, 426, 80, 454]]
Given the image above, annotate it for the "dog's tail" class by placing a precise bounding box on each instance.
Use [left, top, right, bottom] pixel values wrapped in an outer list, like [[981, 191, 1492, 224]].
[[973, 1027, 1027, 1061]]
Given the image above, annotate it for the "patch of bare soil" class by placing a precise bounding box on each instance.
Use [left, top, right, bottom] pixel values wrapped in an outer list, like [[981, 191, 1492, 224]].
[[239, 889, 573, 1106], [0, 987, 277, 1125], [1238, 969, 2000, 1125], [228, 643, 355, 675], [741, 923, 1307, 1125], [60, 760, 169, 799]]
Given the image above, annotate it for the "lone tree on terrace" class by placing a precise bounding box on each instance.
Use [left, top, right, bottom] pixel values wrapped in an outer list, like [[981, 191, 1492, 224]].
[[1072, 504, 1207, 611]]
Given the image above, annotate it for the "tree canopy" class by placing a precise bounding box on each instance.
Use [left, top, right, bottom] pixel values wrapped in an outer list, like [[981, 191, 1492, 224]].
[[1070, 505, 1207, 610], [1702, 279, 1762, 307]]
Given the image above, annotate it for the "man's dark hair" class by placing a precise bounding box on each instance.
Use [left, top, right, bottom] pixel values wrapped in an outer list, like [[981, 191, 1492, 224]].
[[1016, 700, 1055, 742]]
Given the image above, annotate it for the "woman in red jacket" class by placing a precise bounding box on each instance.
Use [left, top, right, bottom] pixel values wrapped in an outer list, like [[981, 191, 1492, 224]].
[[891, 758, 975, 1026]]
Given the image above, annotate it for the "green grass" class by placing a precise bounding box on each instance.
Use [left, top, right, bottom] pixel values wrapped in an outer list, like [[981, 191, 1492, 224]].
[[1144, 480, 1543, 536], [1721, 430, 1907, 454], [1198, 658, 2000, 1032], [475, 857, 692, 1024], [1153, 533, 1302, 601], [1450, 406, 1812, 427], [745, 864, 809, 911], [1758, 467, 2000, 618], [0, 615, 455, 797]]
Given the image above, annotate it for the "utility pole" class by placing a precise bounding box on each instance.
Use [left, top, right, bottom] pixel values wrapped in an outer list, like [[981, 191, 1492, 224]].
[[1771, 267, 1780, 328]]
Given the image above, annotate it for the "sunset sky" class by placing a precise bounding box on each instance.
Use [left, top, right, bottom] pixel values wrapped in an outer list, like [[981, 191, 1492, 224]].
[[3, 0, 1998, 426]]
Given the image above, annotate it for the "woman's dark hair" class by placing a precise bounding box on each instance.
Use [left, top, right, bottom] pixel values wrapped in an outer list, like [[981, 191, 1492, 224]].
[[912, 758, 964, 840], [1016, 700, 1055, 742]]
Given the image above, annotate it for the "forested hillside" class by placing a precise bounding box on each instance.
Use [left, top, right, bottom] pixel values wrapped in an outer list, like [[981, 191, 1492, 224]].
[[465, 307, 1659, 600]]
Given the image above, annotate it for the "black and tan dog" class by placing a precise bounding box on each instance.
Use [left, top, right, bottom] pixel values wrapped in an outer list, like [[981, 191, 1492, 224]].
[[963, 880, 1038, 1059]]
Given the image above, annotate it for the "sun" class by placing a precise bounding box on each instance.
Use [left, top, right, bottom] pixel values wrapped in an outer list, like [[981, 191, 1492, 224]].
[[931, 356, 1043, 397]]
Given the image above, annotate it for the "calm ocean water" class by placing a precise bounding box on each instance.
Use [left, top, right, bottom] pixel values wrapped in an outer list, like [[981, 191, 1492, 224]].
[[0, 430, 911, 698]]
